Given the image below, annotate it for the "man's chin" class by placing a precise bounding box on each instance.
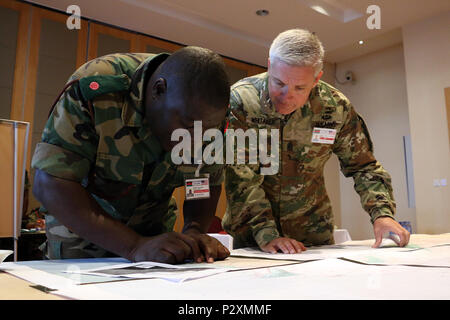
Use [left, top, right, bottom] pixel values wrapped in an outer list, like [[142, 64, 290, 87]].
[[275, 104, 297, 115]]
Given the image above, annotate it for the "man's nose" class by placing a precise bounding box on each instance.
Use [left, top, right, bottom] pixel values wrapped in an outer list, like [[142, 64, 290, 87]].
[[281, 86, 294, 100]]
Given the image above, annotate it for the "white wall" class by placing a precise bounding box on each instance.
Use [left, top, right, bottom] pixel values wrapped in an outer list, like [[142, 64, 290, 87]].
[[335, 44, 415, 240], [402, 11, 450, 234], [321, 62, 342, 228]]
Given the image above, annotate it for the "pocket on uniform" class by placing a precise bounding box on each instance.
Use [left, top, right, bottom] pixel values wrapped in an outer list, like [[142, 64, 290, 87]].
[[284, 138, 332, 175]]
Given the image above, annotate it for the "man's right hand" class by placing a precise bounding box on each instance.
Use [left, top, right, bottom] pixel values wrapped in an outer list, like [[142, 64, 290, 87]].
[[260, 237, 307, 254], [128, 232, 204, 264]]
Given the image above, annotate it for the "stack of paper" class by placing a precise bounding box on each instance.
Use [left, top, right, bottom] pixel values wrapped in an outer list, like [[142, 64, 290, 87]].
[[230, 235, 450, 268], [0, 250, 13, 263]]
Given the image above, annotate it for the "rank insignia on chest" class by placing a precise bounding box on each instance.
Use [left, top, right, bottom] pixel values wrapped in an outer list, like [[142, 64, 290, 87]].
[[250, 117, 276, 125], [312, 120, 337, 128]]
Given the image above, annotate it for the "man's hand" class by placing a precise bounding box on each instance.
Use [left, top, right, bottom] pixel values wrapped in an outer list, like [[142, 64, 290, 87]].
[[372, 217, 410, 248], [128, 232, 204, 264], [260, 237, 307, 254], [181, 185, 229, 262], [183, 228, 230, 263]]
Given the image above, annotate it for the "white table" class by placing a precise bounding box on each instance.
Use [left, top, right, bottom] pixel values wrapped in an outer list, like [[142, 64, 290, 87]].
[[1, 234, 449, 301]]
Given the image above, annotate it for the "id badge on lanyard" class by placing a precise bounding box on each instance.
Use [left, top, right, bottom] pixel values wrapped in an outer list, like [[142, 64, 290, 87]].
[[184, 164, 210, 200]]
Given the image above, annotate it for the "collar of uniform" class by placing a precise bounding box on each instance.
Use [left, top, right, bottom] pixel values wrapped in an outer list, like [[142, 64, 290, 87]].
[[122, 52, 170, 128]]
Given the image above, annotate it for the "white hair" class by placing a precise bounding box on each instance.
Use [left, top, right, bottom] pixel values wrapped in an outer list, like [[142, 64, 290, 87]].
[[269, 29, 325, 76]]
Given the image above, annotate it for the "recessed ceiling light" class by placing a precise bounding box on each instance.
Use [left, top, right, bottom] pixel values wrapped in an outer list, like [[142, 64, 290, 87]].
[[299, 0, 363, 23], [359, 40, 364, 45], [256, 9, 269, 16]]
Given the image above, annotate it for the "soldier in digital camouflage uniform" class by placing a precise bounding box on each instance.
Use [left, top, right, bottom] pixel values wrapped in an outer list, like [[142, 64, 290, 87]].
[[222, 29, 410, 253], [32, 47, 230, 263]]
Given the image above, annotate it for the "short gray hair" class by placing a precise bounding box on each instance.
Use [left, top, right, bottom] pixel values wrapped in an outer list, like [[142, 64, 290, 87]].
[[269, 29, 325, 76]]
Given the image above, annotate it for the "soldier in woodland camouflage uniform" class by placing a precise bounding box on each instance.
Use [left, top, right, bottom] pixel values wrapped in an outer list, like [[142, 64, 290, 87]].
[[32, 47, 230, 263], [223, 29, 410, 253]]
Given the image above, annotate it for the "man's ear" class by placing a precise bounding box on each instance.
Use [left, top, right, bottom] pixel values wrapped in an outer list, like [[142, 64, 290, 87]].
[[151, 78, 167, 98], [313, 70, 323, 87]]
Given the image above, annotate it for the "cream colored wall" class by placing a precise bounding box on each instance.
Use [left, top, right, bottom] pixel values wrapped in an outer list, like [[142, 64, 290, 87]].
[[402, 11, 450, 234], [335, 44, 415, 240], [0, 6, 19, 119], [321, 62, 342, 228], [28, 18, 79, 213]]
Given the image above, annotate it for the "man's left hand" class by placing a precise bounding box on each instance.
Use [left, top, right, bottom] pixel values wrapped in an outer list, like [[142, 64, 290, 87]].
[[372, 217, 410, 248], [183, 228, 230, 263]]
